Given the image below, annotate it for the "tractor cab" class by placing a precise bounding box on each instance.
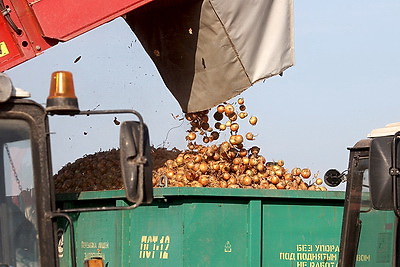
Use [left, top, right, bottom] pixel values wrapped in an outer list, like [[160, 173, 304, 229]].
[[326, 123, 400, 266], [0, 72, 153, 266]]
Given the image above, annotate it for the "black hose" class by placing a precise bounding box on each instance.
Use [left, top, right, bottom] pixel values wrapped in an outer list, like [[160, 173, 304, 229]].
[[0, 0, 22, 35]]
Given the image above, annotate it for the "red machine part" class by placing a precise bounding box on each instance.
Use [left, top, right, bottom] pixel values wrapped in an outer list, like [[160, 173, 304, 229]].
[[30, 0, 154, 41], [0, 0, 56, 71], [0, 0, 155, 72]]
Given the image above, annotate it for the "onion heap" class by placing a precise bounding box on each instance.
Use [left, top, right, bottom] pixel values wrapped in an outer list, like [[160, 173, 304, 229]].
[[153, 97, 326, 190], [152, 142, 326, 190], [54, 147, 182, 193], [54, 149, 123, 193], [54, 97, 326, 193]]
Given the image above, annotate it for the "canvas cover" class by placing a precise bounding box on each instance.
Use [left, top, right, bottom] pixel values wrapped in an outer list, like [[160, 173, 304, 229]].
[[125, 0, 294, 113]]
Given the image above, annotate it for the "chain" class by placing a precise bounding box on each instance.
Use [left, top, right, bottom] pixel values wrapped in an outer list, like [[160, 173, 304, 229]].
[[4, 143, 23, 192]]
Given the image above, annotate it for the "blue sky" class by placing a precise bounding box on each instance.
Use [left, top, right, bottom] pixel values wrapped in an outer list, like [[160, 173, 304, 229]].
[[5, 1, 400, 190]]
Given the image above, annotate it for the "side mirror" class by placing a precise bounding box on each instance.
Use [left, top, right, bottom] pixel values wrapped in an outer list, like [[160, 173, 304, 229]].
[[369, 133, 400, 211], [120, 121, 153, 205]]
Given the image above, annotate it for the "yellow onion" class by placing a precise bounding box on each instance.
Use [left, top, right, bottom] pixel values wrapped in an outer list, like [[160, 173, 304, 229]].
[[229, 135, 243, 146], [239, 112, 248, 119], [256, 163, 265, 172], [199, 175, 209, 186], [220, 180, 228, 188], [217, 105, 225, 113], [224, 104, 235, 116], [242, 176, 252, 186], [249, 116, 258, 125], [246, 132, 255, 140], [228, 113, 238, 121], [199, 162, 208, 173], [186, 132, 196, 141], [230, 123, 239, 132]]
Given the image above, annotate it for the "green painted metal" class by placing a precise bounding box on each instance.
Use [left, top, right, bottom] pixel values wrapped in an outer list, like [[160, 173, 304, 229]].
[[58, 201, 123, 266], [56, 188, 396, 266], [357, 210, 395, 265]]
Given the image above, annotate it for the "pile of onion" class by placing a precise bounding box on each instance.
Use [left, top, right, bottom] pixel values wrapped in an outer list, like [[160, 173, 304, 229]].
[[185, 98, 257, 145], [54, 97, 327, 193], [153, 97, 326, 190], [152, 142, 326, 190]]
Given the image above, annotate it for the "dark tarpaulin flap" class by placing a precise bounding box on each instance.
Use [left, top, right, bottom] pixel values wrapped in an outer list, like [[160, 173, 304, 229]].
[[125, 0, 294, 113]]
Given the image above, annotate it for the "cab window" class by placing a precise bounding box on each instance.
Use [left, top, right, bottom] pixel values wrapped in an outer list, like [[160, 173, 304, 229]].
[[0, 119, 39, 266]]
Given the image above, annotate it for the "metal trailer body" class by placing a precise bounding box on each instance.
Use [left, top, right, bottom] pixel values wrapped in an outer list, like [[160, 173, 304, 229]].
[[56, 187, 396, 266]]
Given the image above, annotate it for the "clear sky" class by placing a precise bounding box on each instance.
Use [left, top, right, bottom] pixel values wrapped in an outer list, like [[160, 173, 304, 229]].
[[5, 1, 400, 190]]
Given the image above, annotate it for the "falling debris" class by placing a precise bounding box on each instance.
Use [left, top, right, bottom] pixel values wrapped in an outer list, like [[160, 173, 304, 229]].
[[113, 117, 120, 125], [74, 56, 82, 63], [188, 28, 193, 34], [171, 113, 180, 120]]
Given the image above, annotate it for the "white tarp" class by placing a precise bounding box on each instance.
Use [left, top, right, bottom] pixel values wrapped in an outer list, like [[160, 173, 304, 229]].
[[126, 0, 294, 113]]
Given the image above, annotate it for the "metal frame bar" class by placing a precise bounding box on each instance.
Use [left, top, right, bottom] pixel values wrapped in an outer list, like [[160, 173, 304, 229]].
[[338, 141, 370, 267], [49, 109, 146, 213], [0, 99, 57, 266]]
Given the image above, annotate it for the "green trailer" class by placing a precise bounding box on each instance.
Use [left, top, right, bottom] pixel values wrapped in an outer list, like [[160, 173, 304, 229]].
[[56, 187, 396, 266]]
